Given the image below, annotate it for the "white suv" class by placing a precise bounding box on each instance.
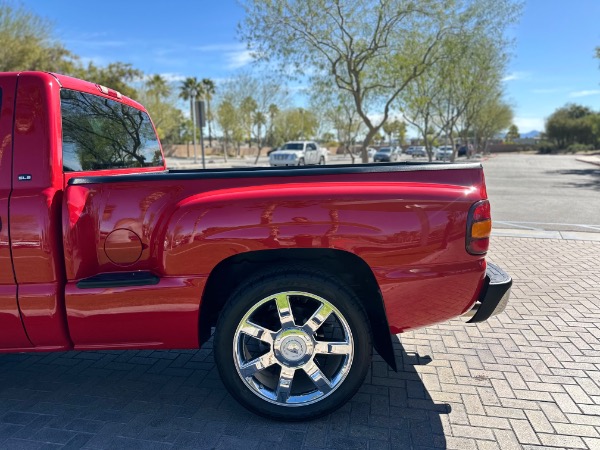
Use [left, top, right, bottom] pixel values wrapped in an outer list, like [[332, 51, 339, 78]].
[[269, 141, 328, 166]]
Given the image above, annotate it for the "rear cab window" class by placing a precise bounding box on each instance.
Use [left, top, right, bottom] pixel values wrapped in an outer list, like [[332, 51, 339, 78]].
[[60, 89, 164, 172]]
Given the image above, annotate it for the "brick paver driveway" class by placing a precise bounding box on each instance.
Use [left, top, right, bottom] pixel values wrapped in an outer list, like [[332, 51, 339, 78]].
[[0, 236, 599, 449]]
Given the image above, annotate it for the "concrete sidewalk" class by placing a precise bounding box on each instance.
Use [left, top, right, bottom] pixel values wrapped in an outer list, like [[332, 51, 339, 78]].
[[493, 228, 600, 241], [576, 154, 600, 167]]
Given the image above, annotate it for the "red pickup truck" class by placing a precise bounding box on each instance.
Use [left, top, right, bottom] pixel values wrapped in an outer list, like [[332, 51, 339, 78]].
[[0, 72, 511, 420]]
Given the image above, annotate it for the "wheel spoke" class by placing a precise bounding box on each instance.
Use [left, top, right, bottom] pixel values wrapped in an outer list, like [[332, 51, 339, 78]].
[[275, 366, 295, 403], [275, 293, 295, 328], [239, 320, 275, 344], [314, 340, 352, 355], [303, 303, 333, 334], [304, 361, 332, 394], [239, 352, 277, 378]]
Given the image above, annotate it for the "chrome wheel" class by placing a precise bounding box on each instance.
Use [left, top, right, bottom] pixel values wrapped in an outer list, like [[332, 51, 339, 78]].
[[233, 291, 354, 407]]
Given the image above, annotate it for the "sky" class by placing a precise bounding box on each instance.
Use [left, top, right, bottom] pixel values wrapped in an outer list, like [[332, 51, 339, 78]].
[[17, 0, 600, 134]]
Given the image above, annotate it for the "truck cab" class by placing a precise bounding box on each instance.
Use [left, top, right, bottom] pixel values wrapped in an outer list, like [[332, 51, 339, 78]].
[[0, 72, 166, 351]]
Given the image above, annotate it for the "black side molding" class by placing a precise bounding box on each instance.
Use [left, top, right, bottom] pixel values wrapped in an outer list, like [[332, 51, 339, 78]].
[[76, 271, 160, 289]]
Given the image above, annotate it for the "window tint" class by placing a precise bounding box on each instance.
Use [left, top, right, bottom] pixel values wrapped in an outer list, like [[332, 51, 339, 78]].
[[281, 143, 304, 150], [308, 143, 317, 150], [60, 89, 163, 172]]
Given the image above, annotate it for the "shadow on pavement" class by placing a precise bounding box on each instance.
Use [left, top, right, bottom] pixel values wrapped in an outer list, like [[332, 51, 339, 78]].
[[0, 337, 449, 449], [547, 167, 600, 190]]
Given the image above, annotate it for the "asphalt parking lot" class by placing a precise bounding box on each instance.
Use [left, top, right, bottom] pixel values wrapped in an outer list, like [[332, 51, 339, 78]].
[[1, 154, 598, 449]]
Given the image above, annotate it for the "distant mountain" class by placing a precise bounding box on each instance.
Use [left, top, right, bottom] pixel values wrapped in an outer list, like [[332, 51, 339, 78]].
[[521, 130, 541, 139]]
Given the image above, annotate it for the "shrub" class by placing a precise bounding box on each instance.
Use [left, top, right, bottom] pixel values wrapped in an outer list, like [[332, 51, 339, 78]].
[[566, 143, 595, 153], [536, 140, 557, 154]]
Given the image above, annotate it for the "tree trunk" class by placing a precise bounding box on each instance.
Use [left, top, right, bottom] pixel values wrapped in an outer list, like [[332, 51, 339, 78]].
[[254, 124, 263, 165], [361, 128, 378, 163]]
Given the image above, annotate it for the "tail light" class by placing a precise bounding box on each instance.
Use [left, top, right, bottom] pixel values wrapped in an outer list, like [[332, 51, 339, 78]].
[[466, 200, 491, 255]]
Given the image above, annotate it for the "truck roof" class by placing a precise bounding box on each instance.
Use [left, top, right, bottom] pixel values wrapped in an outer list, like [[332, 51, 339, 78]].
[[3, 71, 146, 112]]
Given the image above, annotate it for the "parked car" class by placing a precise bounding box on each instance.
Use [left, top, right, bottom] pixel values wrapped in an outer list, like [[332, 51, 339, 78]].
[[267, 146, 280, 156], [436, 145, 453, 161], [367, 147, 377, 160], [411, 146, 427, 157], [269, 141, 328, 166], [0, 71, 511, 421], [373, 147, 399, 162]]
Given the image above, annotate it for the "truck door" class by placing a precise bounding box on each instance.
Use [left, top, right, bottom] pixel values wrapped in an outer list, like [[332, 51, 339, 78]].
[[306, 143, 318, 164], [0, 76, 33, 349]]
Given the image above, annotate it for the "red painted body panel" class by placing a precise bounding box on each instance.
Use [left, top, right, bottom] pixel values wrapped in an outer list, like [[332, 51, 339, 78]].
[[65, 276, 203, 349], [0, 74, 33, 348], [62, 170, 487, 345], [8, 73, 71, 349], [0, 71, 489, 354]]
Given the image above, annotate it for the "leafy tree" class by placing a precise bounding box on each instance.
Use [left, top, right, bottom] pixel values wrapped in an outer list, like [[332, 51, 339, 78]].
[[469, 96, 513, 154], [240, 96, 258, 149], [383, 120, 406, 146], [219, 72, 288, 162], [545, 104, 597, 149], [138, 75, 183, 152], [0, 1, 75, 73], [241, 0, 522, 162], [216, 100, 238, 161], [310, 81, 363, 163], [274, 108, 317, 142], [401, 70, 444, 162], [505, 124, 520, 143], [266, 104, 280, 146], [75, 62, 142, 99]]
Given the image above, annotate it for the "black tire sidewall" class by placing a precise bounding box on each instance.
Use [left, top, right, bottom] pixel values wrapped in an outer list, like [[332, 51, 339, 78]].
[[214, 271, 372, 421]]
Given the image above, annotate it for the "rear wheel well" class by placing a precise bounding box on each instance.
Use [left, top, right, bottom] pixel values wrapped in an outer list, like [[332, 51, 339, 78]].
[[199, 248, 397, 370]]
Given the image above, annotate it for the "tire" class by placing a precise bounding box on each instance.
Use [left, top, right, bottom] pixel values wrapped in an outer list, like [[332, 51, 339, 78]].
[[214, 267, 372, 421], [318, 156, 325, 165], [298, 158, 305, 166]]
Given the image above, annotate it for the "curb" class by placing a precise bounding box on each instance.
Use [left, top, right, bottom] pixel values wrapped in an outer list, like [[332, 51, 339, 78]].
[[576, 157, 600, 167], [492, 228, 600, 241]]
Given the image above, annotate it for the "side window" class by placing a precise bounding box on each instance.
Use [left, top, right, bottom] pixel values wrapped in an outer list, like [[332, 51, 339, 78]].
[[308, 143, 317, 150], [60, 89, 164, 172]]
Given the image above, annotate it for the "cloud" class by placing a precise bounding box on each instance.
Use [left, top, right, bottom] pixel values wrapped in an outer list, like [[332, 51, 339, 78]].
[[140, 73, 187, 83], [569, 90, 600, 98], [532, 88, 563, 94], [502, 72, 530, 82], [225, 50, 254, 69], [195, 43, 246, 52], [513, 117, 544, 132]]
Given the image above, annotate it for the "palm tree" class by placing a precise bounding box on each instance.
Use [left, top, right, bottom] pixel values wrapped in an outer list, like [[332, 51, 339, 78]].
[[147, 74, 171, 101], [179, 77, 202, 161], [201, 78, 216, 148]]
